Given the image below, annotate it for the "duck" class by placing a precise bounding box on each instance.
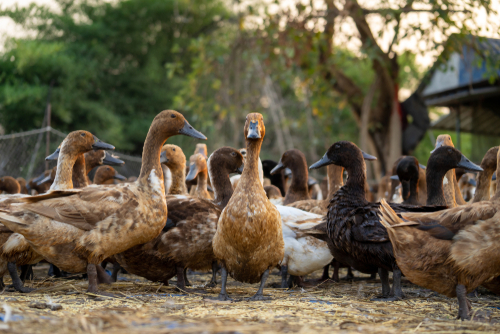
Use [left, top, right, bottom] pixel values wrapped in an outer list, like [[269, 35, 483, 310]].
[[16, 178, 29, 195], [262, 160, 286, 195], [471, 146, 498, 203], [212, 113, 284, 301], [94, 166, 126, 185], [0, 177, 21, 195], [114, 146, 244, 290], [378, 160, 500, 321], [0, 131, 119, 292], [390, 156, 421, 205], [273, 205, 332, 288], [270, 149, 311, 205], [186, 153, 211, 200], [309, 141, 480, 300], [0, 110, 206, 293], [264, 185, 284, 205], [432, 135, 466, 206], [160, 144, 188, 195]]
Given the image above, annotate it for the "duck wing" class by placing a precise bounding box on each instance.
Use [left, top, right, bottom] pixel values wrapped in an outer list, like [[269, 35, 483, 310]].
[[349, 205, 389, 243], [401, 201, 497, 233], [7, 186, 137, 231], [164, 195, 220, 226]]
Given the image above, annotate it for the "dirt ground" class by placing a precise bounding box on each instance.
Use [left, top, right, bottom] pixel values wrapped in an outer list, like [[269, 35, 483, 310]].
[[0, 264, 499, 333]]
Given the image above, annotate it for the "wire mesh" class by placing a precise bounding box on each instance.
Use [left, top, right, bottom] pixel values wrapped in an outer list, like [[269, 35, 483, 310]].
[[0, 127, 142, 180]]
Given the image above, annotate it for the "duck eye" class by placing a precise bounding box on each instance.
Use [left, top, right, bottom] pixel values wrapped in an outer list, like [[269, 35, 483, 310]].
[[231, 152, 236, 157], [81, 133, 86, 137], [335, 144, 340, 149], [172, 148, 176, 151], [170, 114, 176, 118]]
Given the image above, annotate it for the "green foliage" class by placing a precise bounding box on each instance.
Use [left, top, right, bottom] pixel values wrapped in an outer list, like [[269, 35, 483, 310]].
[[0, 0, 229, 153]]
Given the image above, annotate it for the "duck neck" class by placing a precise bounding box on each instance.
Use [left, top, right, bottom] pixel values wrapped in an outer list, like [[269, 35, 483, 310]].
[[327, 165, 344, 202], [242, 139, 262, 183], [472, 168, 494, 203], [51, 150, 79, 191], [167, 164, 187, 195], [138, 127, 166, 192], [208, 162, 234, 209], [344, 158, 367, 201], [196, 169, 208, 194], [284, 157, 310, 203], [72, 154, 88, 188], [402, 178, 419, 204], [425, 166, 448, 206]]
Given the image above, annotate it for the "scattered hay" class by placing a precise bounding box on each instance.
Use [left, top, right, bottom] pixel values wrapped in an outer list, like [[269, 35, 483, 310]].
[[0, 264, 498, 333]]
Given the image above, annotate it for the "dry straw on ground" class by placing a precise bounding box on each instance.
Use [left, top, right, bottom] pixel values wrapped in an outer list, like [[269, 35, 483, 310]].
[[0, 264, 498, 333]]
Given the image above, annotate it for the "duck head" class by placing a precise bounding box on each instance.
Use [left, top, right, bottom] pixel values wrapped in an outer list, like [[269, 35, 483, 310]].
[[38, 166, 57, 186], [396, 156, 420, 182], [270, 149, 307, 175], [244, 113, 265, 140], [431, 134, 454, 153], [51, 131, 115, 158], [186, 153, 208, 182], [154, 110, 206, 140], [429, 146, 482, 173], [310, 141, 376, 170], [160, 144, 186, 169], [85, 150, 125, 168], [94, 166, 127, 184], [209, 147, 245, 175]]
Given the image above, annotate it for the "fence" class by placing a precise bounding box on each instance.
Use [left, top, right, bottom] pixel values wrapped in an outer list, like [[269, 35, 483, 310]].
[[0, 127, 142, 180]]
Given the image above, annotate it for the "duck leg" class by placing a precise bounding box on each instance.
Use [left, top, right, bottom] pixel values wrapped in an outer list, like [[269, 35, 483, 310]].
[[7, 262, 34, 293], [87, 263, 99, 293], [247, 269, 272, 301], [111, 262, 121, 282], [332, 260, 340, 282], [343, 267, 355, 280], [20, 265, 34, 281], [456, 284, 471, 320], [96, 264, 113, 284], [184, 268, 192, 286], [371, 268, 390, 301], [206, 261, 218, 288], [390, 265, 405, 300], [209, 264, 232, 301], [176, 266, 205, 293], [280, 265, 288, 288]]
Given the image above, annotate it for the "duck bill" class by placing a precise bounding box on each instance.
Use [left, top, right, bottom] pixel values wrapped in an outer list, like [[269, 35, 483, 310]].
[[247, 121, 261, 139], [45, 148, 60, 161], [419, 164, 426, 170], [390, 175, 400, 181], [104, 152, 125, 166], [179, 120, 207, 140], [185, 163, 200, 182], [160, 151, 168, 164], [493, 173, 497, 181], [236, 164, 244, 174], [284, 168, 292, 177], [468, 178, 477, 186], [113, 171, 127, 181], [309, 154, 333, 170], [361, 151, 377, 161], [37, 175, 52, 186], [430, 139, 444, 153], [270, 161, 285, 175], [32, 172, 48, 184], [456, 155, 483, 172], [308, 177, 317, 186], [92, 136, 115, 151]]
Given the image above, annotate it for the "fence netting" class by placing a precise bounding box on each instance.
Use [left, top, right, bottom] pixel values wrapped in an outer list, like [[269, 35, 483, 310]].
[[0, 127, 142, 180]]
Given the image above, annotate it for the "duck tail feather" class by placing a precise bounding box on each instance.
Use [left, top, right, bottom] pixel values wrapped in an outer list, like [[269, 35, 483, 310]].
[[416, 223, 455, 240], [378, 199, 402, 229]]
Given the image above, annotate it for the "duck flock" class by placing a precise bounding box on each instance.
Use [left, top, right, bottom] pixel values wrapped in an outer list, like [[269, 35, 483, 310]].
[[0, 110, 498, 321]]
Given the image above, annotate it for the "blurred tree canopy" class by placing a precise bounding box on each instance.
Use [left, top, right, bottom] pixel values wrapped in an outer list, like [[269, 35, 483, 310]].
[[0, 0, 229, 153], [0, 0, 497, 177]]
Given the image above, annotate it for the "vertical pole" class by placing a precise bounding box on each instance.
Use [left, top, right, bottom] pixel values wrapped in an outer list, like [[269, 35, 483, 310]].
[[455, 105, 461, 151], [44, 82, 53, 170]]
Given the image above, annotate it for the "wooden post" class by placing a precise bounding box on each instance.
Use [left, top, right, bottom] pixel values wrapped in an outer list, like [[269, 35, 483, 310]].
[[455, 105, 461, 151], [44, 82, 53, 170]]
